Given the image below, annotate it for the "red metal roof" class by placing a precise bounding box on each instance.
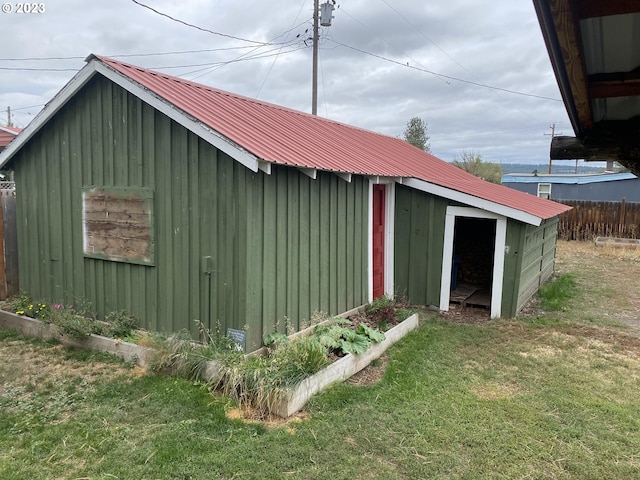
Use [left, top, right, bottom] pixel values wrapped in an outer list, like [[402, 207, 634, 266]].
[[91, 55, 570, 221], [0, 126, 21, 148]]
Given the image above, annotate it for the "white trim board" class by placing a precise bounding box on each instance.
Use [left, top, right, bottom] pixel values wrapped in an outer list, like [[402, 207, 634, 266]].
[[440, 206, 507, 319], [403, 177, 542, 227], [384, 183, 395, 297], [92, 61, 261, 173], [0, 65, 96, 168]]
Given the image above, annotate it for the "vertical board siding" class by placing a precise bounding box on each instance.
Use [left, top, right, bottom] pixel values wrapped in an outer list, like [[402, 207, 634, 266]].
[[13, 76, 245, 338], [499, 220, 524, 318], [12, 75, 368, 350], [394, 185, 447, 306], [515, 218, 560, 312], [245, 168, 369, 352]]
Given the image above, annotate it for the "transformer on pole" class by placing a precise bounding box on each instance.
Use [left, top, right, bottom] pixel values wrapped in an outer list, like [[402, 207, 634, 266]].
[[320, 1, 335, 26], [312, 1, 336, 115]]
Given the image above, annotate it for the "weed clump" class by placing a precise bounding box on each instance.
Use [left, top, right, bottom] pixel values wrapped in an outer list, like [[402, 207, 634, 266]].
[[538, 274, 577, 311]]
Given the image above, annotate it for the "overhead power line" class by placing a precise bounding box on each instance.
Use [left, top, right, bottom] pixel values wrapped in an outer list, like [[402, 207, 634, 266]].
[[131, 0, 274, 46], [378, 0, 476, 82], [329, 40, 562, 102], [0, 67, 78, 72], [0, 47, 272, 63], [10, 104, 44, 112]]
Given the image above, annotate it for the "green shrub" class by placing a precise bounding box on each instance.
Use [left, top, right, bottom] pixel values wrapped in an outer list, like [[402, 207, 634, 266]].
[[365, 295, 398, 326], [51, 310, 94, 339], [270, 336, 331, 385], [314, 318, 385, 355], [103, 310, 139, 338], [7, 292, 52, 321], [141, 321, 244, 380]]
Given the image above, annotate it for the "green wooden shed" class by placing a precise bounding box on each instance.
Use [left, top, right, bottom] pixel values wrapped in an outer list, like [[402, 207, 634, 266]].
[[0, 55, 571, 352]]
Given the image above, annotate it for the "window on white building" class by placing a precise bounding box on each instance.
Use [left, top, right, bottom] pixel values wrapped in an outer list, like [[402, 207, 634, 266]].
[[537, 183, 551, 199]]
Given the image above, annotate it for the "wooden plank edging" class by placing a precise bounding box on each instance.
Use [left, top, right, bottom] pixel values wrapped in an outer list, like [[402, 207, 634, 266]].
[[272, 312, 420, 418], [0, 309, 154, 367], [0, 308, 420, 417]]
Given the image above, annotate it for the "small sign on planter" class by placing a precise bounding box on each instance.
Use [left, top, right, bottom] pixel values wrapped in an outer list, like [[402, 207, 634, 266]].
[[227, 328, 246, 352]]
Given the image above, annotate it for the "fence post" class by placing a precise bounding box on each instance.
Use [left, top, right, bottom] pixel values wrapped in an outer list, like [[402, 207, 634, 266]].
[[0, 191, 6, 300], [620, 197, 626, 237], [2, 187, 18, 297]]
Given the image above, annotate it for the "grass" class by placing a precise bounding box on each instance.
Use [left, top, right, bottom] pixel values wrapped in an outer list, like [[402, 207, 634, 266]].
[[538, 273, 577, 311], [1, 244, 640, 479], [2, 317, 640, 479]]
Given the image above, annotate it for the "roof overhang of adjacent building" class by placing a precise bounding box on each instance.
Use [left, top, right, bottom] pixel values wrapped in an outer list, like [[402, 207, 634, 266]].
[[533, 0, 640, 175]]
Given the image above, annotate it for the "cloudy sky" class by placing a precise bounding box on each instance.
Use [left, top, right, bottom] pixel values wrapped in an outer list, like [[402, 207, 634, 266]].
[[1, 0, 574, 164]]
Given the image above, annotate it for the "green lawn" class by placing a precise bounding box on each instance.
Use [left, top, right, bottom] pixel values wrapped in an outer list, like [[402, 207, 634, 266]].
[[2, 315, 639, 479], [2, 245, 640, 479]]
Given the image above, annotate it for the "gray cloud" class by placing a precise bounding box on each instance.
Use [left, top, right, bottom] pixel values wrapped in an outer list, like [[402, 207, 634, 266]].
[[1, 0, 572, 165]]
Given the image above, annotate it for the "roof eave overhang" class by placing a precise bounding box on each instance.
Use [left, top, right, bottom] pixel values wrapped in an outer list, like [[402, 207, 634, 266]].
[[0, 57, 261, 173], [0, 62, 97, 169], [532, 0, 587, 137], [92, 60, 260, 173], [403, 177, 543, 226]]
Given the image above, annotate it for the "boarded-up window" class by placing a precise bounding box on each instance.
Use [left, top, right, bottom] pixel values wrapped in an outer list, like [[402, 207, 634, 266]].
[[83, 187, 155, 265]]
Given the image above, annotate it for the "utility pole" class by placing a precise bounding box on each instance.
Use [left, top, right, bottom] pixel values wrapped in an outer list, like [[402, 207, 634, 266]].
[[312, 0, 319, 115], [544, 123, 556, 174], [6, 106, 12, 127], [311, 0, 335, 115]]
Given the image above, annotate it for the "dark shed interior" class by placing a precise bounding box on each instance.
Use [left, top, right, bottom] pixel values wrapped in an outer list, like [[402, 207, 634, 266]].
[[450, 217, 496, 309]]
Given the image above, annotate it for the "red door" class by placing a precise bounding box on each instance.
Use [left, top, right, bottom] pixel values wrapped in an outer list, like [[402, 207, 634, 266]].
[[372, 185, 385, 299]]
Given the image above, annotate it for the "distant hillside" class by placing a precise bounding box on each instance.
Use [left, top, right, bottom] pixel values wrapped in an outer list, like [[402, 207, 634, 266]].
[[501, 163, 605, 175]]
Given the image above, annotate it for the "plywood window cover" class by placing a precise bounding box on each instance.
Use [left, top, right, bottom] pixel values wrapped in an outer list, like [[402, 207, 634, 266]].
[[82, 186, 155, 266]]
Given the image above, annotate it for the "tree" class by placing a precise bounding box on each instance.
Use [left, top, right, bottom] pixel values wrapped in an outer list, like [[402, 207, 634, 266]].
[[452, 150, 503, 184], [402, 117, 431, 152]]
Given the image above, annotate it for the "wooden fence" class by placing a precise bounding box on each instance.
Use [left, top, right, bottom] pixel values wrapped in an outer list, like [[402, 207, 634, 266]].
[[557, 199, 640, 241], [0, 186, 18, 299]]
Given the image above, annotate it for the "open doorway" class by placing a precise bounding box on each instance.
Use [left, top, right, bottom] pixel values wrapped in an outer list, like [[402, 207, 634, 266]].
[[440, 206, 507, 318], [450, 217, 496, 309]]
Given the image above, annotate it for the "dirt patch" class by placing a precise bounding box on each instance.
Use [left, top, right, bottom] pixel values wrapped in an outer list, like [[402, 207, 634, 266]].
[[226, 406, 309, 430], [441, 303, 491, 325], [470, 382, 526, 400], [346, 353, 389, 386]]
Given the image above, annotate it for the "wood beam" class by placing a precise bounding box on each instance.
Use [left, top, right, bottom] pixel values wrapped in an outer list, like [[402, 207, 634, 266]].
[[575, 0, 640, 20], [551, 136, 623, 161], [589, 81, 640, 99], [551, 123, 640, 175], [588, 70, 640, 98]]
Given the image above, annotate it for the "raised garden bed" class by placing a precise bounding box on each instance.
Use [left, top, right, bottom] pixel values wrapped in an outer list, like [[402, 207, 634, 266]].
[[595, 236, 640, 249], [0, 309, 154, 367], [1, 300, 420, 419], [270, 312, 419, 417]]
